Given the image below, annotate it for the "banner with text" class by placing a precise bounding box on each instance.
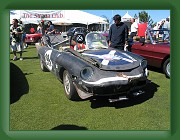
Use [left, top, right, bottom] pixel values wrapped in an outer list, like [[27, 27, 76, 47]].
[[20, 10, 64, 19]]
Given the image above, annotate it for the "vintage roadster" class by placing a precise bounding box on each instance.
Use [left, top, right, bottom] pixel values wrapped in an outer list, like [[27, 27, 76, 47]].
[[131, 29, 170, 78], [37, 32, 149, 102]]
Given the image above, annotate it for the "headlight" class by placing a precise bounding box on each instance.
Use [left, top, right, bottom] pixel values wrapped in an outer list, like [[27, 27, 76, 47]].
[[80, 67, 94, 80], [140, 59, 147, 69]]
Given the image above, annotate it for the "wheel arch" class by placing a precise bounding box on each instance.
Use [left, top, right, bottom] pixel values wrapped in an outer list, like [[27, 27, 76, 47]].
[[161, 54, 170, 69], [59, 67, 65, 82]]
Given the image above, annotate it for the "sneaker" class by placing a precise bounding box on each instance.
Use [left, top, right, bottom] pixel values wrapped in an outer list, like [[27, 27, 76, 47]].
[[13, 56, 17, 61], [20, 57, 23, 61]]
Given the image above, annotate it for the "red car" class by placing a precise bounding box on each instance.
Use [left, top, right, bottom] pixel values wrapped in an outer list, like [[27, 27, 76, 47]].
[[131, 29, 170, 78], [25, 33, 42, 44]]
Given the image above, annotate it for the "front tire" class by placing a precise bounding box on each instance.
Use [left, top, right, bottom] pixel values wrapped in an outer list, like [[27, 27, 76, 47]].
[[163, 58, 170, 78], [63, 70, 80, 101]]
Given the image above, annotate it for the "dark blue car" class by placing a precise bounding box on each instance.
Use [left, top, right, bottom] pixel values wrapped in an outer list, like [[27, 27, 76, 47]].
[[38, 32, 149, 102]]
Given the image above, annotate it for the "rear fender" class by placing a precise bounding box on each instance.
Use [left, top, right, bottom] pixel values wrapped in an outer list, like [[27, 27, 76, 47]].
[[161, 55, 170, 69]]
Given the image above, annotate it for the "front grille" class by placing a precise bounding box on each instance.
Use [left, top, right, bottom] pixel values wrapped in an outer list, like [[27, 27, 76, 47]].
[[90, 80, 147, 96]]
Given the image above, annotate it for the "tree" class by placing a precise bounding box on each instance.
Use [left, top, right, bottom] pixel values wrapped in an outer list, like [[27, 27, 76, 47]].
[[134, 14, 138, 19], [138, 11, 155, 27], [101, 15, 110, 31], [101, 15, 109, 24]]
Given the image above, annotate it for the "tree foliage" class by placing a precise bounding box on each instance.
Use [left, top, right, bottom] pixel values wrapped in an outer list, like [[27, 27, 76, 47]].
[[138, 11, 155, 27], [134, 14, 138, 19]]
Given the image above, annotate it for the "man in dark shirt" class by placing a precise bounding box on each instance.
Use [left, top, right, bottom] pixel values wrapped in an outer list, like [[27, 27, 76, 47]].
[[46, 21, 55, 35], [107, 14, 128, 50]]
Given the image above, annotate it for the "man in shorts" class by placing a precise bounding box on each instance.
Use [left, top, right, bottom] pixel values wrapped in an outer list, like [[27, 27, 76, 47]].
[[10, 19, 24, 61]]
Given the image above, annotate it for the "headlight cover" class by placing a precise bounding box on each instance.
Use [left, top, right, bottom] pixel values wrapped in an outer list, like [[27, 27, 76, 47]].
[[140, 59, 147, 69], [80, 67, 94, 80]]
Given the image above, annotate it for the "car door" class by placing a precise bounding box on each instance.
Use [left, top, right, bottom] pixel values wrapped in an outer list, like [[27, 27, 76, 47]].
[[131, 42, 162, 68]]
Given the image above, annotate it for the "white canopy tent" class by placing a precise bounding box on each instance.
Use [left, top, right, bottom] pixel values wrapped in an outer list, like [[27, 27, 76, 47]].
[[63, 10, 108, 25], [122, 11, 133, 22], [10, 10, 108, 25]]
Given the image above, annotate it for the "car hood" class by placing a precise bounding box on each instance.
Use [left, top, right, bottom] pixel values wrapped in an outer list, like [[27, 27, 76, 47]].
[[82, 49, 140, 71]]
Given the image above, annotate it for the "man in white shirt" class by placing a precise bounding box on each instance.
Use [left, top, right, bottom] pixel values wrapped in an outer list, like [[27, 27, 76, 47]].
[[130, 18, 138, 39], [163, 18, 170, 42]]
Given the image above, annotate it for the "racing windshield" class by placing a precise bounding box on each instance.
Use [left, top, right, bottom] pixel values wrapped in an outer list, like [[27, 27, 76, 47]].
[[85, 33, 108, 49], [146, 29, 170, 44]]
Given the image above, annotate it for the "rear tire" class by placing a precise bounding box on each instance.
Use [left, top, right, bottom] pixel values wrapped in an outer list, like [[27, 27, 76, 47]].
[[63, 70, 81, 101], [163, 58, 170, 78]]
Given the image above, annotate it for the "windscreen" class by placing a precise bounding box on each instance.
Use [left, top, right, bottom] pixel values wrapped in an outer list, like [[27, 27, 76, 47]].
[[85, 33, 108, 49]]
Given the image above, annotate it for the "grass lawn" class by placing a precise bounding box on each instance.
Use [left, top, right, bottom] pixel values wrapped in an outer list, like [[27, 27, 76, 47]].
[[10, 45, 170, 130]]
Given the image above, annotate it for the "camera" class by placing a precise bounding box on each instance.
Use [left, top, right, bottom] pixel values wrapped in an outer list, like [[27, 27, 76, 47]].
[[16, 28, 21, 32], [12, 32, 16, 38]]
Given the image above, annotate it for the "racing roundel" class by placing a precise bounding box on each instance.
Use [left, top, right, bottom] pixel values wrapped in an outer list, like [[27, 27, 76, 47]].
[[76, 34, 85, 43], [44, 50, 53, 70], [82, 50, 137, 66]]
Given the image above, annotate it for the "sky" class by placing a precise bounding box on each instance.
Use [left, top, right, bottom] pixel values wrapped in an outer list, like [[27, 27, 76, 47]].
[[82, 10, 170, 23]]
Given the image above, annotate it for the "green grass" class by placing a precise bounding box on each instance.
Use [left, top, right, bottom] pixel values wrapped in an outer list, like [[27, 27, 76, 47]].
[[10, 45, 170, 130]]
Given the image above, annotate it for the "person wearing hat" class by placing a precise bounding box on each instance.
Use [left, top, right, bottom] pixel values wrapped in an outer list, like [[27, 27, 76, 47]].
[[107, 14, 128, 50]]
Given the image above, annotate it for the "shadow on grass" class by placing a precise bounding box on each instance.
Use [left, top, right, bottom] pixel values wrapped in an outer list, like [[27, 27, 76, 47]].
[[24, 46, 36, 49], [10, 56, 38, 61], [51, 124, 88, 130], [10, 62, 29, 104], [148, 65, 163, 75], [21, 56, 38, 60], [90, 81, 159, 109]]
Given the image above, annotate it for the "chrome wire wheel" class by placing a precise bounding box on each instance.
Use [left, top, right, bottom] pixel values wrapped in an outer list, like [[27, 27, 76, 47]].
[[40, 59, 44, 70], [163, 58, 170, 78], [64, 73, 71, 95], [63, 70, 80, 101], [166, 62, 170, 77]]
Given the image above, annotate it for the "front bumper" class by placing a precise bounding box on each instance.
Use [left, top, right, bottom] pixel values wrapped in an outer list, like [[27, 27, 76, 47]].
[[84, 77, 147, 95], [75, 75, 148, 99]]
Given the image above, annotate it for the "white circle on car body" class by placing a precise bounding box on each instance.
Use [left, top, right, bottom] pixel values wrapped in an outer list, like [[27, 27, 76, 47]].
[[44, 50, 53, 71]]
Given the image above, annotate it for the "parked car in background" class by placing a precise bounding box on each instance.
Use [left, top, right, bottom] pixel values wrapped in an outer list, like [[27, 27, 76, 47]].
[[38, 32, 149, 102], [66, 27, 90, 37], [25, 32, 42, 44], [131, 29, 170, 78], [25, 29, 62, 45]]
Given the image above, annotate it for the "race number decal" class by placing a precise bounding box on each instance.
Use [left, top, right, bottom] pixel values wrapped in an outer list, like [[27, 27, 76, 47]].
[[44, 50, 53, 70]]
